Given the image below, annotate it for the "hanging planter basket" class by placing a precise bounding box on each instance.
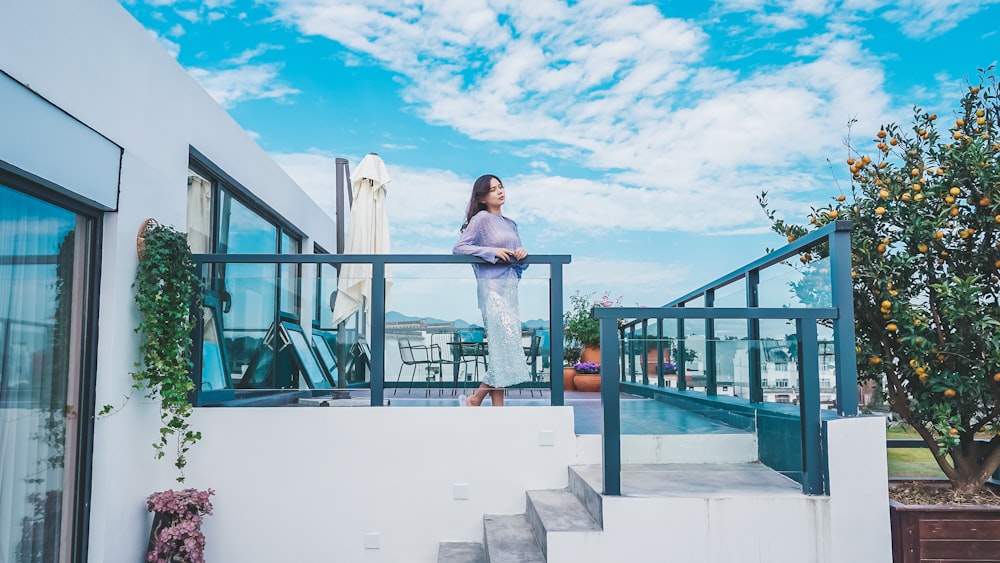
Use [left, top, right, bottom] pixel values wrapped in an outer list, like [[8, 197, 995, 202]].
[[136, 217, 160, 260]]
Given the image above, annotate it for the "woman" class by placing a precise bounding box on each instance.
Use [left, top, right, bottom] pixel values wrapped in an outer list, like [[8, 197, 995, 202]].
[[452, 174, 531, 406]]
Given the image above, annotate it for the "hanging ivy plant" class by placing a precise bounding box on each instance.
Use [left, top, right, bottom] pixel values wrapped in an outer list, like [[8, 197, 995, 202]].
[[131, 219, 202, 482]]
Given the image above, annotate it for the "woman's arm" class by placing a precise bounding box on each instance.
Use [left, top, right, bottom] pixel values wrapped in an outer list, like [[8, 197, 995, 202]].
[[452, 213, 498, 263]]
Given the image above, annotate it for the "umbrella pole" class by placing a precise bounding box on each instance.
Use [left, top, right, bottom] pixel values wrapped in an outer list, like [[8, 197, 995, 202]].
[[334, 157, 351, 398]]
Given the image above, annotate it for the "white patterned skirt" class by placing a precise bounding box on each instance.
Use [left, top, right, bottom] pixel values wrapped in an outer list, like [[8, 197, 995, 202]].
[[477, 278, 531, 388]]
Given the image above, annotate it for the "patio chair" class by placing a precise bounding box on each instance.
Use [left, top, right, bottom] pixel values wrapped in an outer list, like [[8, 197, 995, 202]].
[[395, 338, 441, 396], [517, 334, 543, 397], [447, 332, 488, 389]]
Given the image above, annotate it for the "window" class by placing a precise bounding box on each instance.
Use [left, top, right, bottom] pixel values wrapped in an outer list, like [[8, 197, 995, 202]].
[[187, 156, 304, 391], [0, 177, 98, 563], [775, 379, 790, 388]]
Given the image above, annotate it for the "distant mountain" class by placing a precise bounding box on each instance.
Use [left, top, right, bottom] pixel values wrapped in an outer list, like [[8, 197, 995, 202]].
[[386, 310, 479, 328]]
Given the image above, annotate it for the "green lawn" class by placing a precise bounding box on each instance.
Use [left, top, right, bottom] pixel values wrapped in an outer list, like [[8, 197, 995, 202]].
[[887, 447, 945, 478]]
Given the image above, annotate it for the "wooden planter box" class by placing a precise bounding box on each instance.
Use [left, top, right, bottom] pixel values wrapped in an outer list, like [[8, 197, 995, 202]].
[[890, 496, 1000, 562]]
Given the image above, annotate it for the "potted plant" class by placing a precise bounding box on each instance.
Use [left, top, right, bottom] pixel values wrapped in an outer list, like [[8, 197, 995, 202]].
[[760, 67, 1000, 561], [564, 291, 622, 363], [105, 219, 215, 561], [563, 344, 582, 391], [573, 361, 601, 392], [146, 488, 214, 563]]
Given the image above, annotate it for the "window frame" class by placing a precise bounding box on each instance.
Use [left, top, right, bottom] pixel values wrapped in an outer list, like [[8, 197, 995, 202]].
[[0, 163, 103, 563], [187, 150, 308, 402]]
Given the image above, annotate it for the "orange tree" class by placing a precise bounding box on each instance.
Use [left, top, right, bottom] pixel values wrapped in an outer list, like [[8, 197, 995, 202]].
[[761, 68, 1000, 494]]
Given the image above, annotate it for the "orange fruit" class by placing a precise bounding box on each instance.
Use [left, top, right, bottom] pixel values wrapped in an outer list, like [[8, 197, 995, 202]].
[[976, 109, 985, 117], [917, 243, 928, 252], [877, 130, 887, 139], [950, 187, 961, 195], [953, 131, 963, 139], [881, 300, 891, 308], [879, 189, 890, 199], [956, 118, 965, 127], [889, 138, 898, 146], [886, 323, 898, 331], [869, 357, 881, 365], [846, 157, 856, 165], [971, 86, 980, 94], [828, 210, 839, 219], [837, 195, 846, 201], [944, 388, 956, 398], [876, 207, 886, 215], [945, 196, 956, 204], [949, 428, 958, 436], [950, 207, 960, 216], [993, 372, 1000, 382]]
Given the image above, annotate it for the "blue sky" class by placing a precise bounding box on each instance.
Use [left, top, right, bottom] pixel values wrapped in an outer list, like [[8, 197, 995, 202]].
[[119, 0, 1000, 316]]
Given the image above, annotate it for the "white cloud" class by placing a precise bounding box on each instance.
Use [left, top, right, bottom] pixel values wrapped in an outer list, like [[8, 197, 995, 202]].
[[878, 0, 1000, 38], [224, 43, 284, 66], [187, 63, 300, 108], [264, 1, 907, 233]]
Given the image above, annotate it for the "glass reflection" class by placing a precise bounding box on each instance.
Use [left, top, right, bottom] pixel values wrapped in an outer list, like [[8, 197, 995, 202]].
[[0, 182, 91, 562]]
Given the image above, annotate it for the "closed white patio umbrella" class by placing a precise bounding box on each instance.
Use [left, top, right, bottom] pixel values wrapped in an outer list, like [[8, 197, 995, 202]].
[[331, 153, 392, 326]]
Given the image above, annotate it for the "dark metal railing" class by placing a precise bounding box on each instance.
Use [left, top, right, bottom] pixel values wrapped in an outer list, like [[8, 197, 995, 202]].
[[596, 221, 856, 496], [190, 253, 571, 406]]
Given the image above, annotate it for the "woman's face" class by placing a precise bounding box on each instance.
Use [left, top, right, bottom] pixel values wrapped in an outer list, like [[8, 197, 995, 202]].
[[481, 178, 505, 212]]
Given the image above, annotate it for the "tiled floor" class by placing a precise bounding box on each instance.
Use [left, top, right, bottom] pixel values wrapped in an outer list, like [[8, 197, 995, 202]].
[[362, 390, 748, 435]]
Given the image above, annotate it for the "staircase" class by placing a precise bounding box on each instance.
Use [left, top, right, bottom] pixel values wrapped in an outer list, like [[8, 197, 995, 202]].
[[437, 467, 601, 563], [438, 457, 829, 563]]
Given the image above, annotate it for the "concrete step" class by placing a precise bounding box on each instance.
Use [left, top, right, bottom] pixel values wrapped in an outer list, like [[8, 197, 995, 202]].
[[568, 465, 605, 527], [525, 489, 601, 556], [483, 514, 545, 563], [437, 541, 486, 563]]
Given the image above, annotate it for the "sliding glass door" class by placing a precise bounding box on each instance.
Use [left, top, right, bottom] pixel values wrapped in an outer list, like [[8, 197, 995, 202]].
[[0, 181, 95, 563]]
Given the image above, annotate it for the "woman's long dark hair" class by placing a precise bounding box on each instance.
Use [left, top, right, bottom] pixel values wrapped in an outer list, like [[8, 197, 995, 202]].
[[461, 174, 500, 231]]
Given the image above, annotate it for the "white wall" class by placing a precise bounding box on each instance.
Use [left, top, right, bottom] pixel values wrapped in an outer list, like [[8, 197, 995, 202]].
[[0, 1, 338, 561], [825, 416, 892, 563], [185, 406, 577, 563]]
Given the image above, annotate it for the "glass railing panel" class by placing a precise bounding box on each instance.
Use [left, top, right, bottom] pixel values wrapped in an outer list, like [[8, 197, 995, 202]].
[[756, 255, 832, 308], [712, 279, 747, 308], [381, 265, 552, 402]]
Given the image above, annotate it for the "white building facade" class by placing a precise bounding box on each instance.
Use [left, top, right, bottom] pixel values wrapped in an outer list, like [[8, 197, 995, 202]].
[[0, 1, 337, 560]]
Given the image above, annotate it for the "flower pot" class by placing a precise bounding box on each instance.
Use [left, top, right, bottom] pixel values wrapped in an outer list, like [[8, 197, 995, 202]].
[[574, 373, 601, 392], [563, 366, 577, 391], [581, 345, 600, 364]]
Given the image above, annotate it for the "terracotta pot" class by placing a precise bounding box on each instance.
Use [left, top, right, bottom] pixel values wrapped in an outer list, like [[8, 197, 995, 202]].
[[645, 349, 670, 379], [580, 345, 601, 364], [562, 366, 577, 391], [574, 373, 601, 392]]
